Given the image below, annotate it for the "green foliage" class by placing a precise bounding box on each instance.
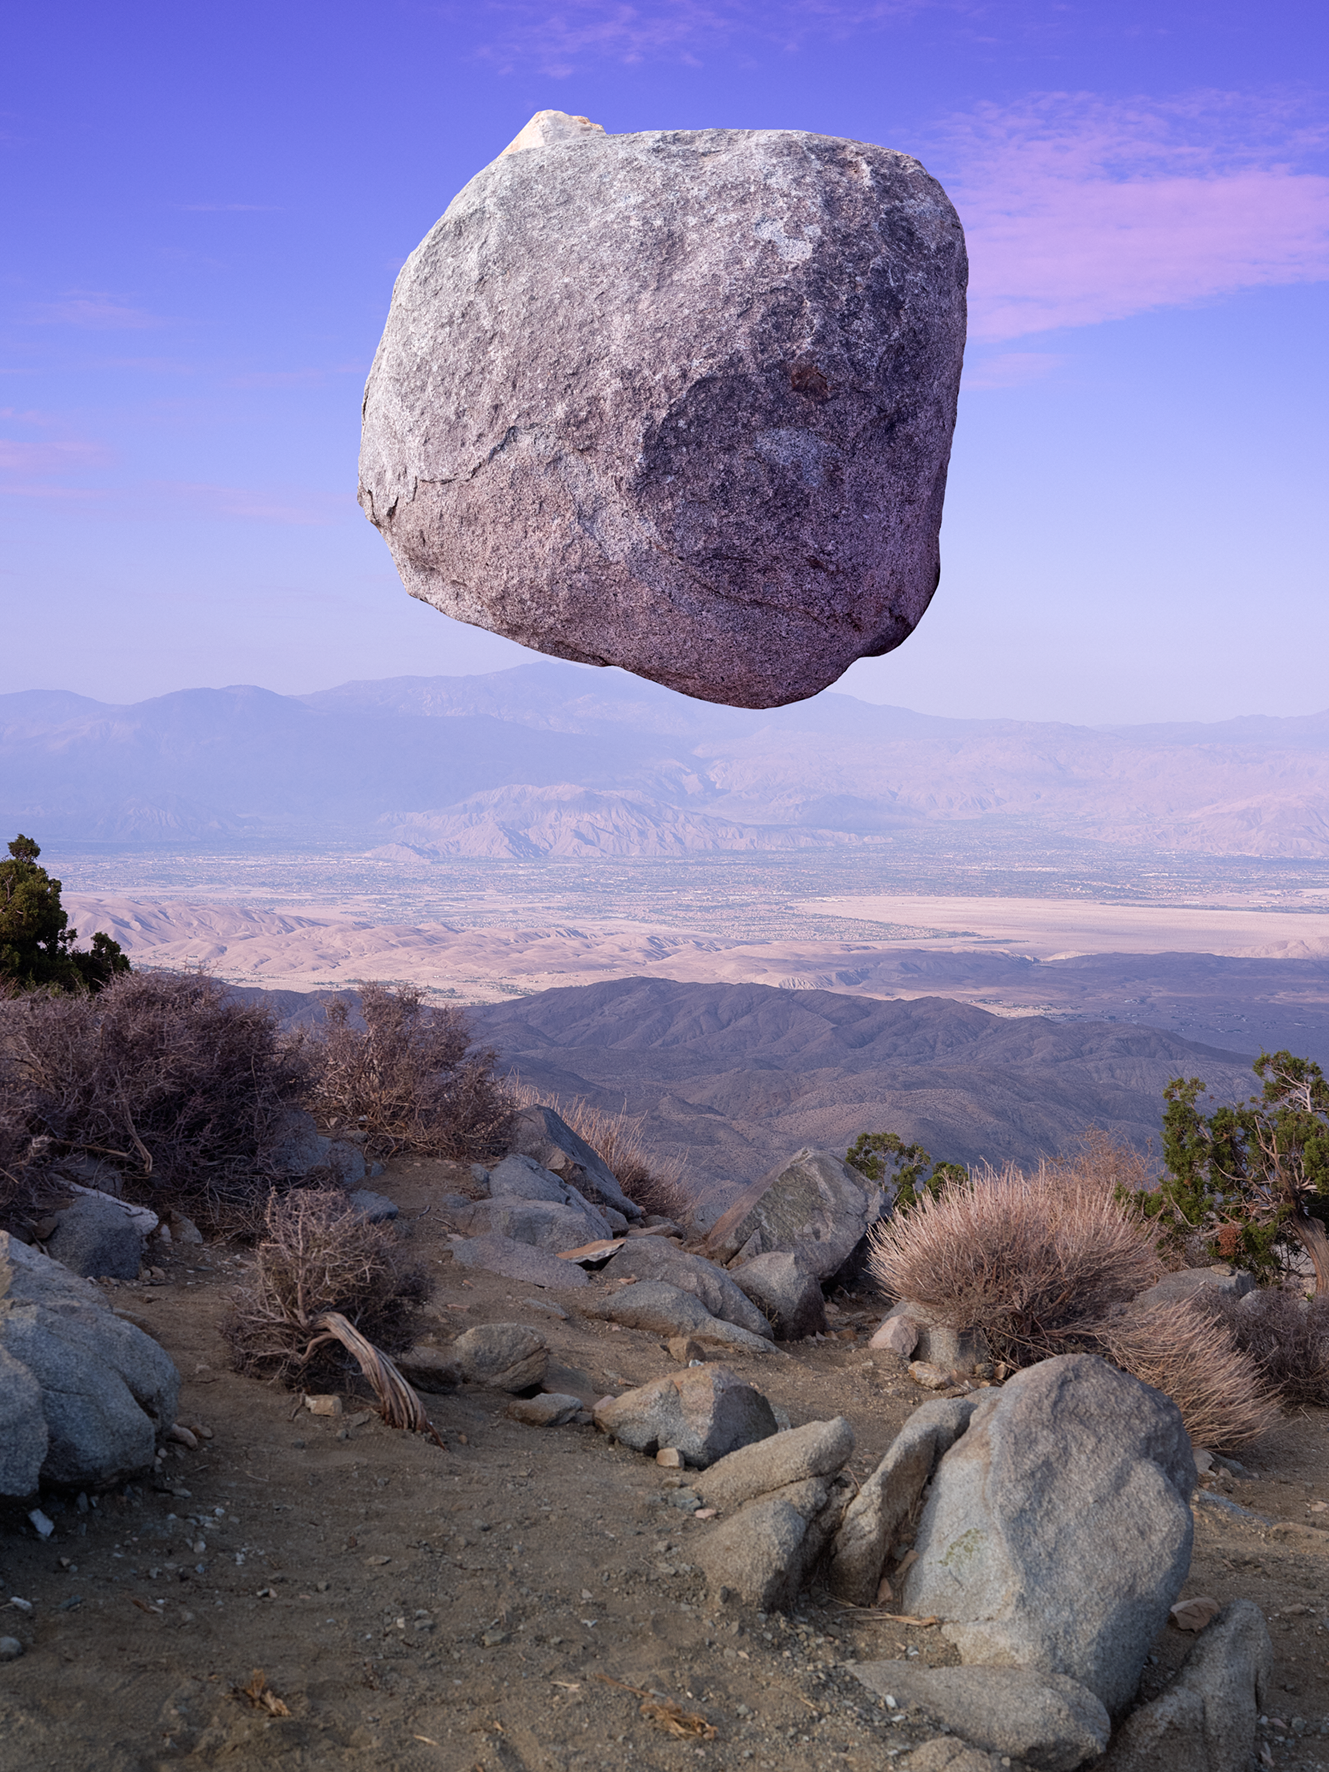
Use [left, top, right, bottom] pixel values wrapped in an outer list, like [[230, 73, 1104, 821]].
[[1124, 1052, 1329, 1288], [0, 834, 129, 993], [846, 1130, 966, 1212]]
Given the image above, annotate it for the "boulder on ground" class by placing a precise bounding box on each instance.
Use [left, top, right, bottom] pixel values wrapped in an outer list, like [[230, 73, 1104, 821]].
[[875, 1299, 988, 1370], [345, 1188, 398, 1224], [584, 1280, 775, 1354], [0, 1232, 180, 1494], [447, 1195, 612, 1250], [594, 1364, 777, 1466], [266, 1108, 366, 1185], [506, 1105, 642, 1220], [45, 1191, 150, 1280], [1132, 1267, 1255, 1310], [850, 1662, 1111, 1772], [486, 1152, 572, 1203], [829, 1396, 975, 1606], [729, 1250, 827, 1340], [901, 1354, 1196, 1715], [358, 113, 967, 710], [694, 1477, 842, 1611], [703, 1148, 882, 1281], [395, 1346, 464, 1392], [450, 1322, 549, 1392], [694, 1416, 854, 1513], [451, 1234, 590, 1289], [606, 1238, 773, 1339], [869, 1313, 919, 1357], [1101, 1599, 1273, 1772], [507, 1392, 584, 1427]]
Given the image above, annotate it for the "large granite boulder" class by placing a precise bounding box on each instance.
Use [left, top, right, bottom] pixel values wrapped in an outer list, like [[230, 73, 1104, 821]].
[[45, 1189, 154, 1280], [359, 111, 967, 710], [604, 1237, 772, 1339], [901, 1355, 1196, 1715], [504, 1105, 642, 1221], [849, 1663, 1111, 1772], [729, 1250, 828, 1339], [594, 1364, 777, 1466], [703, 1147, 882, 1282], [0, 1232, 180, 1494], [584, 1280, 775, 1354]]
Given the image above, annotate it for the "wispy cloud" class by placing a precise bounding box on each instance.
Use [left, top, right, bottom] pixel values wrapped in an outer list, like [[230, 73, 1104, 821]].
[[34, 291, 165, 330], [458, 0, 924, 75], [962, 350, 1065, 391], [0, 437, 113, 475], [944, 92, 1329, 340]]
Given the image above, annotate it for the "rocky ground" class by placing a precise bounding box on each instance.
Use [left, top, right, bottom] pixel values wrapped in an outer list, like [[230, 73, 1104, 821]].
[[2, 1156, 1328, 1772]]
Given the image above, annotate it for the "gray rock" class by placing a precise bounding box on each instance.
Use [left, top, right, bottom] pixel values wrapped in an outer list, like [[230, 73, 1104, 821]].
[[901, 1354, 1196, 1715], [45, 1192, 147, 1281], [451, 1322, 549, 1392], [1101, 1599, 1272, 1772], [359, 113, 966, 711], [694, 1416, 854, 1513], [505, 1105, 641, 1220], [395, 1346, 463, 1392], [829, 1396, 976, 1606], [729, 1250, 828, 1339], [487, 1152, 571, 1202], [0, 1233, 180, 1494], [0, 1342, 46, 1497], [584, 1280, 775, 1354], [878, 1299, 989, 1370], [346, 1188, 398, 1223], [694, 1478, 837, 1610], [594, 1364, 777, 1467], [0, 1636, 22, 1661], [703, 1148, 881, 1281], [446, 1195, 613, 1250], [451, 1234, 590, 1289], [1132, 1267, 1255, 1310], [507, 1392, 584, 1427], [265, 1107, 332, 1177], [606, 1238, 773, 1339], [851, 1663, 1111, 1772]]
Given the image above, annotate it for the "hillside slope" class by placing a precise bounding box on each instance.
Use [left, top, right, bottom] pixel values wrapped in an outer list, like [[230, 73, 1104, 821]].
[[466, 977, 1257, 1185]]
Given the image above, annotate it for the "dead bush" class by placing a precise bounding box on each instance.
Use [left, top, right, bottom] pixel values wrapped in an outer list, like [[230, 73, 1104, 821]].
[[1095, 1298, 1279, 1450], [0, 970, 314, 1230], [223, 1190, 428, 1404], [509, 1081, 690, 1220], [1202, 1286, 1329, 1410], [869, 1161, 1164, 1365], [305, 983, 513, 1162]]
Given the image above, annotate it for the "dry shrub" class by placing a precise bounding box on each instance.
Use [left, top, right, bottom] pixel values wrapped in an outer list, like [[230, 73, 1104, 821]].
[[869, 1161, 1164, 1365], [1095, 1298, 1279, 1450], [0, 970, 313, 1230], [1203, 1287, 1329, 1410], [509, 1081, 691, 1220], [304, 983, 512, 1162], [223, 1190, 426, 1392]]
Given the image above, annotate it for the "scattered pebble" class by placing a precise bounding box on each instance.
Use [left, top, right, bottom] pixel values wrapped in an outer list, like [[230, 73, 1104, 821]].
[[0, 1638, 23, 1662]]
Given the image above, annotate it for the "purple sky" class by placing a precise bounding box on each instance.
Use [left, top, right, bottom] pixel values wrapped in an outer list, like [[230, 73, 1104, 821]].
[[2, 1, 1326, 722]]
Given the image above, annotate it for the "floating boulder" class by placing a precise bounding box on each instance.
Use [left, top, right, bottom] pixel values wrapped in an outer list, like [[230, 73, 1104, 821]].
[[359, 112, 967, 710]]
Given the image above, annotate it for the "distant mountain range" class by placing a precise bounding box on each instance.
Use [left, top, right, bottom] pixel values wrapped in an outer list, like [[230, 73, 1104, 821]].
[[5, 663, 1329, 857], [464, 977, 1259, 1184]]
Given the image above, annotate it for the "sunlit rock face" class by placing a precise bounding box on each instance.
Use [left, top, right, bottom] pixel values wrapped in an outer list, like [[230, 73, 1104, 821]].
[[359, 112, 967, 709]]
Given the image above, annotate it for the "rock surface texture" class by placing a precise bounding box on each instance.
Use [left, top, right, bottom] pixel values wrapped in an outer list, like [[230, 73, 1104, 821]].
[[704, 1147, 882, 1280], [729, 1250, 828, 1339], [450, 1323, 549, 1392], [0, 1232, 180, 1494], [593, 1364, 777, 1466], [505, 1105, 642, 1221], [604, 1237, 773, 1338], [45, 1191, 149, 1280], [359, 112, 967, 709], [1101, 1599, 1273, 1772], [584, 1280, 776, 1353], [901, 1354, 1196, 1715], [850, 1662, 1111, 1772]]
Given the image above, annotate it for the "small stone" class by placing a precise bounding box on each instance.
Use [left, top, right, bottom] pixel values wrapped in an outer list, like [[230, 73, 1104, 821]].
[[346, 1189, 398, 1223], [908, 1361, 955, 1391], [870, 1316, 920, 1357], [667, 1337, 708, 1365], [657, 1447, 684, 1468], [506, 1392, 583, 1427], [304, 1394, 344, 1416], [167, 1423, 198, 1449], [0, 1637, 23, 1661]]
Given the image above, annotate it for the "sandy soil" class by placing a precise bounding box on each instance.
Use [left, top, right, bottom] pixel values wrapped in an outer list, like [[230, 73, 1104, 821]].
[[2, 1162, 1327, 1772]]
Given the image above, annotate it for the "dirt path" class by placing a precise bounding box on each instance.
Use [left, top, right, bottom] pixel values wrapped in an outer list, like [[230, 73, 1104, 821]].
[[2, 1160, 1327, 1772]]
